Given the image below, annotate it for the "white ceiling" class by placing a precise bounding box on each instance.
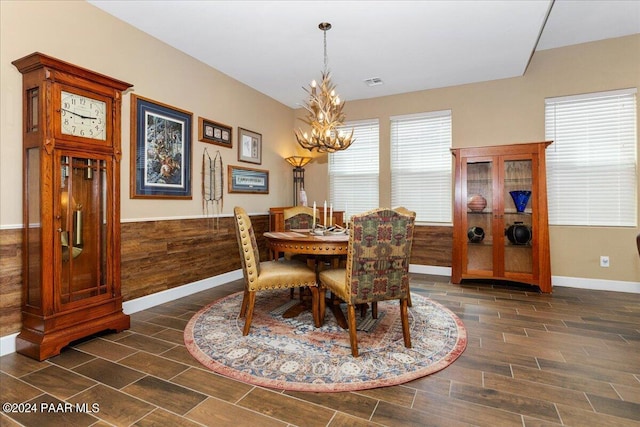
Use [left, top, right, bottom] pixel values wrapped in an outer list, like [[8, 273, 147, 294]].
[[88, 0, 640, 108]]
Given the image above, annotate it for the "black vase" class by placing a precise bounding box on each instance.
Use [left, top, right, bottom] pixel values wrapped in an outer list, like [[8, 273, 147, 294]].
[[467, 226, 485, 243], [505, 222, 531, 245]]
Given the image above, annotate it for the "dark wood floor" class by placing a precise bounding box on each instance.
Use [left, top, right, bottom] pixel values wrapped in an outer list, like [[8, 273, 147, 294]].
[[1, 274, 639, 427]]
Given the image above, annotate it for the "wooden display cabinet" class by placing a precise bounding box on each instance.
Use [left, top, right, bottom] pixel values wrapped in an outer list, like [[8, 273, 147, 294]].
[[13, 53, 133, 360], [451, 142, 552, 293]]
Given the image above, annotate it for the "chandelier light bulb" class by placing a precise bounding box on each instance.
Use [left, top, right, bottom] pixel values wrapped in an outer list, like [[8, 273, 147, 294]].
[[311, 80, 316, 87]]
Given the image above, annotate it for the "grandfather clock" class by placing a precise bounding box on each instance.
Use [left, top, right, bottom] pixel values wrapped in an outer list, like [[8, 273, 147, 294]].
[[13, 52, 133, 360]]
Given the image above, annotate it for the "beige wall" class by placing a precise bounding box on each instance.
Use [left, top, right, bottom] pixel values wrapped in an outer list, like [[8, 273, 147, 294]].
[[1, 1, 639, 285], [0, 0, 302, 225], [302, 35, 640, 284]]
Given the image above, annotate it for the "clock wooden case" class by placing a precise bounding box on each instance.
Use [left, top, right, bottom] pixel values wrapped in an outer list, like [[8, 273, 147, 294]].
[[12, 52, 133, 360]]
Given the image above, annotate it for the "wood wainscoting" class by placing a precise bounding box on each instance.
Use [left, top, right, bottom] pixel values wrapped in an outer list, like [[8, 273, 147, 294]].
[[0, 228, 21, 336], [412, 225, 452, 267], [120, 215, 270, 301], [0, 218, 452, 337]]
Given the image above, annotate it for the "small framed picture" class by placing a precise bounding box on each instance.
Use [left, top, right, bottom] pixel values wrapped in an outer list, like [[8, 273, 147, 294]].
[[198, 117, 232, 148], [228, 165, 269, 194], [238, 127, 262, 164]]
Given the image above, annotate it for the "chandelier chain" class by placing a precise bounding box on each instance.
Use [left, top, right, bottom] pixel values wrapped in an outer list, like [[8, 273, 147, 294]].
[[323, 26, 328, 73]]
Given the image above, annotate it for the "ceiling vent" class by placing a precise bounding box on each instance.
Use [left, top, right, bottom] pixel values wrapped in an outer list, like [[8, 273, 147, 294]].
[[364, 77, 384, 87]]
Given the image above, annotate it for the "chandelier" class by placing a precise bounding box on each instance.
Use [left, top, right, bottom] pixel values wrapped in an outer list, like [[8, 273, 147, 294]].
[[294, 22, 354, 153]]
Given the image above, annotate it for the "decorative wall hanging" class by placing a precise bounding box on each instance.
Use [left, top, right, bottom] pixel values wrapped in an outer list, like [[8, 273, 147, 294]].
[[202, 148, 224, 232], [237, 127, 262, 164], [130, 95, 192, 199], [228, 165, 269, 194], [198, 117, 232, 148]]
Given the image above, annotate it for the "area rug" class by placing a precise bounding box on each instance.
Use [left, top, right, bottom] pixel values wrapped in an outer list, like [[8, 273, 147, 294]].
[[184, 290, 466, 392]]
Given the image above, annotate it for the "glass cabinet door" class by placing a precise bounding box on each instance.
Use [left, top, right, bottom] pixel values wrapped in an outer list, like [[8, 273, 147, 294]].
[[465, 159, 494, 274], [57, 153, 110, 307], [502, 158, 533, 276]]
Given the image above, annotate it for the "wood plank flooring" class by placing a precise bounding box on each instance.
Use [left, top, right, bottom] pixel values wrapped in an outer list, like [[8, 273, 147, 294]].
[[1, 274, 639, 426]]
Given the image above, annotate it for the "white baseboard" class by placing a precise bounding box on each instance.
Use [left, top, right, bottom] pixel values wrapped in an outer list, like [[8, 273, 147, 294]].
[[408, 264, 640, 294], [409, 264, 452, 276], [122, 269, 242, 315], [552, 275, 640, 293], [2, 267, 638, 357], [0, 333, 19, 356]]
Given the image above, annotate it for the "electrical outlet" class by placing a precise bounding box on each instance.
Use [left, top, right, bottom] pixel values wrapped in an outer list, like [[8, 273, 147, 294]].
[[600, 256, 610, 267]]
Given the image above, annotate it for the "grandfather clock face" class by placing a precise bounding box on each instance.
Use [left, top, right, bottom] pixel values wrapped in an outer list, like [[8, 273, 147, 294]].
[[60, 90, 107, 140]]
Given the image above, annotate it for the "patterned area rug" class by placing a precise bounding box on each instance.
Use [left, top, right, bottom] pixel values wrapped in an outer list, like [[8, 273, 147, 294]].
[[184, 290, 467, 392]]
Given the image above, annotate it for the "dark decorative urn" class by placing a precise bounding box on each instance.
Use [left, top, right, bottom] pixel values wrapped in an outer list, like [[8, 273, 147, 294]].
[[505, 222, 532, 245], [467, 226, 485, 243]]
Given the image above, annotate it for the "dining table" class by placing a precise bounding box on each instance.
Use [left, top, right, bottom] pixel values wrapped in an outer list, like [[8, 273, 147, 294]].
[[263, 230, 350, 328]]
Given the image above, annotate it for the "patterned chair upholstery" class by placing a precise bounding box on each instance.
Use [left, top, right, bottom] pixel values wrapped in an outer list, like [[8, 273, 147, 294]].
[[233, 207, 319, 335], [283, 206, 320, 230], [318, 207, 416, 357], [392, 206, 416, 307]]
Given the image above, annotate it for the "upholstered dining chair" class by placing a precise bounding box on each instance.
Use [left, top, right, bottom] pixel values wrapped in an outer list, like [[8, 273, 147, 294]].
[[318, 207, 416, 357], [282, 205, 321, 299], [393, 206, 416, 307], [233, 206, 320, 334], [283, 205, 320, 230]]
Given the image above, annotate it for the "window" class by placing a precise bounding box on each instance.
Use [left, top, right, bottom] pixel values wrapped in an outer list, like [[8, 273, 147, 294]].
[[390, 110, 452, 223], [545, 89, 637, 227], [329, 119, 379, 219]]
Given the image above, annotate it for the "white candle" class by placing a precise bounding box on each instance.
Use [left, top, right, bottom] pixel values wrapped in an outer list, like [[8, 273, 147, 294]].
[[312, 201, 316, 229], [323, 201, 327, 227], [329, 204, 333, 227]]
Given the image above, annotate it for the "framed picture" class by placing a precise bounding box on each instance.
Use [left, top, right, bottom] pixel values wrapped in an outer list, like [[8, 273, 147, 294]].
[[198, 116, 232, 148], [130, 94, 193, 199], [228, 165, 269, 194], [237, 127, 262, 164]]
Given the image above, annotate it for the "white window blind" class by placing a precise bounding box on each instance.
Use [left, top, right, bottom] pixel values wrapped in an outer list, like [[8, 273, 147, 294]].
[[390, 110, 452, 223], [545, 89, 637, 227], [329, 119, 379, 220]]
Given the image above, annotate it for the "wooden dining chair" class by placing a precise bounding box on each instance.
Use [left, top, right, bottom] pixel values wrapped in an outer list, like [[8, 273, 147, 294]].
[[283, 206, 321, 298], [233, 207, 320, 334], [318, 207, 416, 357], [283, 206, 320, 230], [393, 206, 416, 307]]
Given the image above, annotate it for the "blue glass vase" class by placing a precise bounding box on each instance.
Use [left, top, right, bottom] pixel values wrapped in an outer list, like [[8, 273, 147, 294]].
[[509, 190, 531, 212]]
